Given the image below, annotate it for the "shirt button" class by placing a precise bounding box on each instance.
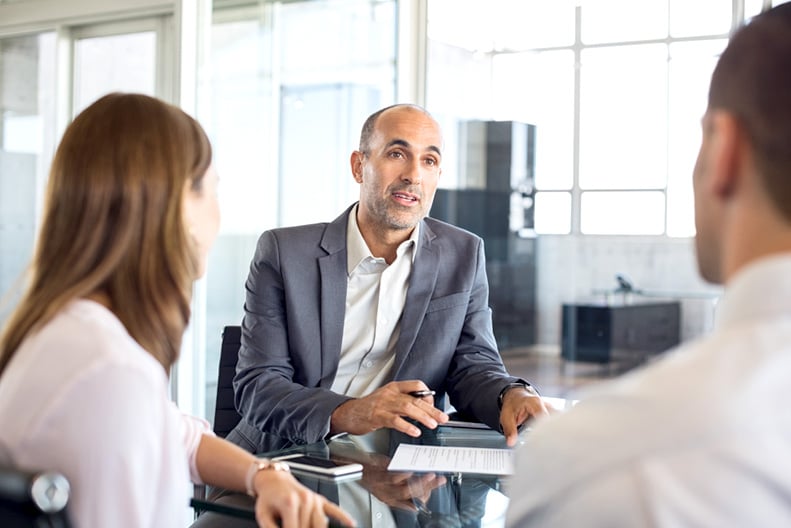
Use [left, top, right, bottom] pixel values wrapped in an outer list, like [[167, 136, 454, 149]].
[[364, 361, 373, 368], [376, 513, 383, 520]]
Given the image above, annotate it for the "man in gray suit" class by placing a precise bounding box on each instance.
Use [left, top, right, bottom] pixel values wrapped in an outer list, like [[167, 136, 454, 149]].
[[228, 104, 549, 453]]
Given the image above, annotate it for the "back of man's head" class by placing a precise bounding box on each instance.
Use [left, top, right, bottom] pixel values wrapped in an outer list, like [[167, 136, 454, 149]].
[[709, 4, 791, 222]]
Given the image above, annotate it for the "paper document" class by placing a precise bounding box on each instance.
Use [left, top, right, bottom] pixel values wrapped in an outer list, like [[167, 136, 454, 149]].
[[387, 444, 514, 475]]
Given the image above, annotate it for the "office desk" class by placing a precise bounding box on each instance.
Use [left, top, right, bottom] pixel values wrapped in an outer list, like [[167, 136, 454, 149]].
[[192, 425, 519, 527]]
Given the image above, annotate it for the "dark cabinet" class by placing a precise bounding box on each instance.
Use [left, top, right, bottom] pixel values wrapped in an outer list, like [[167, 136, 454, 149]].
[[561, 302, 681, 363]]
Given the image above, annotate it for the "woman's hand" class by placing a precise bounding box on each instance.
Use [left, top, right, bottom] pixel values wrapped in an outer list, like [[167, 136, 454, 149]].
[[252, 469, 356, 528]]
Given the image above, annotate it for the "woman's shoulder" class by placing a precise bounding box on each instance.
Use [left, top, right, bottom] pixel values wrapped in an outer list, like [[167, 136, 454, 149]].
[[3, 300, 167, 413]]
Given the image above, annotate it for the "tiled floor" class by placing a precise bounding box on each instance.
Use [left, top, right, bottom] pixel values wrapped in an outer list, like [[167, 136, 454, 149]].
[[500, 346, 644, 400]]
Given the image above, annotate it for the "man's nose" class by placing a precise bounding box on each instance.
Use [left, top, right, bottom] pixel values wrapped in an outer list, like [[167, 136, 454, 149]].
[[402, 158, 423, 184]]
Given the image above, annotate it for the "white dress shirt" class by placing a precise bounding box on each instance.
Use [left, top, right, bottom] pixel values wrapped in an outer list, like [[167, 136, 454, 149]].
[[0, 299, 212, 528], [330, 204, 418, 399], [507, 255, 791, 527]]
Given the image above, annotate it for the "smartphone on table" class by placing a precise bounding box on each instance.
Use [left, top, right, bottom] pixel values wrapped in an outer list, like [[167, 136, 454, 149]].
[[273, 453, 363, 478]]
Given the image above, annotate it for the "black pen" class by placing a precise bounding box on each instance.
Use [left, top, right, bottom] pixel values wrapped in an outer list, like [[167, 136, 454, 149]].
[[409, 390, 436, 398]]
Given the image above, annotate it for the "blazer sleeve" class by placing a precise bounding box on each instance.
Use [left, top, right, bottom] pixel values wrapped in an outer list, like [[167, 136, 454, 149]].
[[233, 230, 350, 445]]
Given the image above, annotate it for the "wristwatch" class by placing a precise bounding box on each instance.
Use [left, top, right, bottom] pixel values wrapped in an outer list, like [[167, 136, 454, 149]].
[[497, 382, 535, 410], [245, 458, 291, 497]]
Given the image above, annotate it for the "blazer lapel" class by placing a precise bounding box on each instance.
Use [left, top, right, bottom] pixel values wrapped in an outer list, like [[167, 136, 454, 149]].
[[391, 220, 439, 378], [317, 205, 354, 387]]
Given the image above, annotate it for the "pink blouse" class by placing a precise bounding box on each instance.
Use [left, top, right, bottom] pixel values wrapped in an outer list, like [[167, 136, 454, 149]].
[[0, 299, 213, 527]]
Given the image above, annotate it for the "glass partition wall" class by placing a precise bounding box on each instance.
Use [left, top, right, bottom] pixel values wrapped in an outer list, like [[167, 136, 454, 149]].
[[0, 0, 396, 423], [0, 33, 56, 323]]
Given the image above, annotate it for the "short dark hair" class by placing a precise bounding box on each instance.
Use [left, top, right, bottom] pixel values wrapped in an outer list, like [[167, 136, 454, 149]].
[[709, 4, 791, 220], [358, 103, 434, 154]]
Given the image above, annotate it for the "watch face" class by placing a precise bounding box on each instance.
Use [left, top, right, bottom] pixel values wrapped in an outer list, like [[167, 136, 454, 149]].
[[247, 459, 291, 496], [271, 461, 290, 472]]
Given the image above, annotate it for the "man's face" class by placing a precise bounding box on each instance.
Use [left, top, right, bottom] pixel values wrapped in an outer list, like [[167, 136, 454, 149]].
[[693, 111, 723, 284], [354, 107, 443, 234]]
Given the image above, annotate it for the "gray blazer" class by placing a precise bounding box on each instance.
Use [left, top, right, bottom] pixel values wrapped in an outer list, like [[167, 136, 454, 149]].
[[229, 204, 524, 451]]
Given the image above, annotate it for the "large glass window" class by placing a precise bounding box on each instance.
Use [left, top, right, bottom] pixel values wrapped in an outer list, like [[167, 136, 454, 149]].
[[0, 33, 56, 322], [0, 9, 180, 403], [203, 0, 397, 421], [73, 29, 157, 115], [427, 0, 734, 236]]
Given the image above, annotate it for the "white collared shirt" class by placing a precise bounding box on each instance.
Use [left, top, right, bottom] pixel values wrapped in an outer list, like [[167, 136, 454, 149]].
[[330, 204, 419, 399], [507, 255, 791, 527]]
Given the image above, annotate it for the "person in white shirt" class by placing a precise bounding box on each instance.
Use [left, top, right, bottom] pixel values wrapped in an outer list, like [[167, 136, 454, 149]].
[[506, 4, 791, 527], [0, 93, 354, 528]]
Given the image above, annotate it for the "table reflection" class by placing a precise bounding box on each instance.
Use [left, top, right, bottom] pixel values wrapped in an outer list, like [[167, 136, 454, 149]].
[[192, 423, 518, 528]]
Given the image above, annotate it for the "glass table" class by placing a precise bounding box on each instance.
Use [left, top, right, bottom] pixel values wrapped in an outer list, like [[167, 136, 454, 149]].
[[191, 423, 524, 528]]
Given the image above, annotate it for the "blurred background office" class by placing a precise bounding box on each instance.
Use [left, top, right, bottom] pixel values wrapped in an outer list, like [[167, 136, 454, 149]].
[[1, 0, 787, 424]]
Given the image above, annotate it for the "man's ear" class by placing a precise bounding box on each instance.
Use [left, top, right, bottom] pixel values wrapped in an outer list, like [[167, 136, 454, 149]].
[[350, 151, 364, 183], [706, 110, 744, 198]]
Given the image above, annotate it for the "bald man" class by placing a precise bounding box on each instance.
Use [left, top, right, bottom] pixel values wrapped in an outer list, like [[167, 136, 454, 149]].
[[229, 104, 549, 454]]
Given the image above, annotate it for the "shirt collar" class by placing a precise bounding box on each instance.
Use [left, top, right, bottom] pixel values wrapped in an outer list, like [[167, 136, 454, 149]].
[[346, 203, 420, 275], [715, 254, 791, 329]]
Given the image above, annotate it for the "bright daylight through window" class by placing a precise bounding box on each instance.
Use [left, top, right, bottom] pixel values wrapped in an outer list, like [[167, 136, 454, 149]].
[[427, 0, 737, 236]]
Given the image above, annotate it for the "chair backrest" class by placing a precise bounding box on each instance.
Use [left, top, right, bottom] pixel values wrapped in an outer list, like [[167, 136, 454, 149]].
[[213, 325, 243, 438], [0, 464, 72, 528]]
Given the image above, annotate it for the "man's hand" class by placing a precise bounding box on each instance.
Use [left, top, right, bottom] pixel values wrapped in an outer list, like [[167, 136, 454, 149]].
[[338, 452, 447, 513], [330, 381, 449, 437], [363, 468, 447, 512], [499, 385, 550, 447]]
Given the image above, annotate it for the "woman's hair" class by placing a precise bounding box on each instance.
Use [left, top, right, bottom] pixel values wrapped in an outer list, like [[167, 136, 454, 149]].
[[0, 93, 212, 375]]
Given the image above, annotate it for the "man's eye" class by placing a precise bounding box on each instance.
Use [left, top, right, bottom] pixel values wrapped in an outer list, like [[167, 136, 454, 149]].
[[425, 158, 437, 166], [389, 151, 404, 159]]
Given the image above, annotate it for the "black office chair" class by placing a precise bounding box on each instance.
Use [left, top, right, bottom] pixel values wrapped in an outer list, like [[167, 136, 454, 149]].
[[0, 464, 72, 528], [191, 326, 252, 526], [213, 325, 243, 439]]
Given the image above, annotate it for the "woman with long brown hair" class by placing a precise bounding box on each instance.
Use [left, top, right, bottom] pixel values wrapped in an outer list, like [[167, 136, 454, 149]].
[[0, 93, 354, 528]]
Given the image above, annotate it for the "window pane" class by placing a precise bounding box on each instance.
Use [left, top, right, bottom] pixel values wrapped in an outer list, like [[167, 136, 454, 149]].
[[669, 0, 732, 37], [428, 0, 574, 52], [667, 39, 726, 237], [534, 191, 571, 235], [73, 32, 156, 115], [744, 0, 764, 18], [209, 17, 278, 234], [428, 0, 494, 52], [581, 191, 665, 235], [426, 38, 493, 187], [493, 50, 574, 190], [494, 0, 575, 49], [278, 0, 394, 226], [581, 0, 668, 44], [0, 33, 56, 320], [580, 44, 668, 190]]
